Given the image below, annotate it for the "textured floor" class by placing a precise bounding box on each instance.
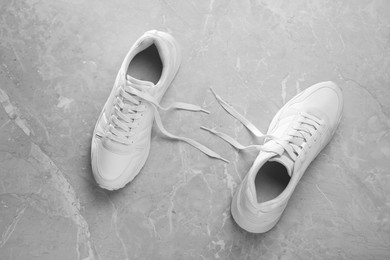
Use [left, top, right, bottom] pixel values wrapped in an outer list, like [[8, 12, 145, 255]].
[[1, 0, 390, 259]]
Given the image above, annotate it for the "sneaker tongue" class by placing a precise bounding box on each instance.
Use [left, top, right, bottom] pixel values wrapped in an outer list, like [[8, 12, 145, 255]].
[[126, 75, 154, 91], [107, 75, 153, 143], [269, 153, 294, 177], [262, 140, 294, 177], [290, 136, 304, 146]]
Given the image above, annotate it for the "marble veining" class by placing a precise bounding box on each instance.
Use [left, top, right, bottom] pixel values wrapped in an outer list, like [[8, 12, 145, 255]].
[[1, 0, 390, 259]]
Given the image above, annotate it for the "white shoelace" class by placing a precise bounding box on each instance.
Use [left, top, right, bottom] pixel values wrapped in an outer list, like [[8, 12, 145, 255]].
[[201, 88, 323, 162], [107, 81, 229, 163]]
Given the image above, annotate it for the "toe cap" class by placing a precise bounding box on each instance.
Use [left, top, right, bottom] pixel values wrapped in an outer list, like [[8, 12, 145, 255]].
[[95, 144, 130, 181], [291, 81, 343, 129], [91, 140, 147, 189]]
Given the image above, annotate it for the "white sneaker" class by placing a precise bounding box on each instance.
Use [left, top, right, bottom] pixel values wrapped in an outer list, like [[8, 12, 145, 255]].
[[202, 81, 343, 233], [91, 30, 226, 190]]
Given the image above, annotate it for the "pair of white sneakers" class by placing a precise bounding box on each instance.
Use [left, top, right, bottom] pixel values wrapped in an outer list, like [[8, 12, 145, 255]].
[[91, 30, 343, 233]]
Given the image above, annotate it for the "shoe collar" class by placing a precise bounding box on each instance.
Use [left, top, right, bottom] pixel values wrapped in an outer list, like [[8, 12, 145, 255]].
[[243, 146, 297, 211], [119, 33, 172, 95]]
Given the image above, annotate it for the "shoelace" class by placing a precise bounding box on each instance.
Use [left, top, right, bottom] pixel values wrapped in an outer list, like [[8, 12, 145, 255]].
[[201, 88, 323, 162], [107, 81, 229, 163]]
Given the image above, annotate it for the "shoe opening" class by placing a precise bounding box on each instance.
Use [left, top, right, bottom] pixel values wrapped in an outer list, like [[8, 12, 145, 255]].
[[255, 161, 290, 203], [127, 43, 163, 85]]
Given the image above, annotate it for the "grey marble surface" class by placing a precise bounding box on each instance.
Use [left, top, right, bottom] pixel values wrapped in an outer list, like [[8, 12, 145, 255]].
[[1, 0, 390, 259]]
